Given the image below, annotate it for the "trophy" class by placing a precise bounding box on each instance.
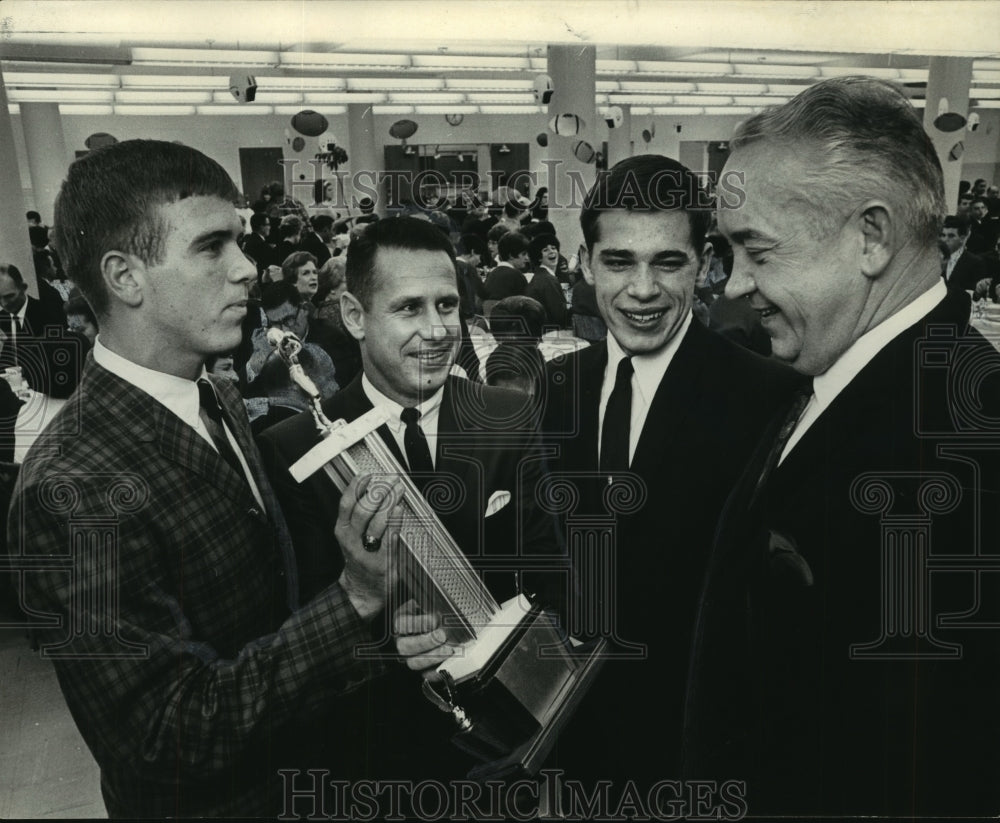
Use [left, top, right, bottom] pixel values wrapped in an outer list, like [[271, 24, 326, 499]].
[[270, 330, 607, 777]]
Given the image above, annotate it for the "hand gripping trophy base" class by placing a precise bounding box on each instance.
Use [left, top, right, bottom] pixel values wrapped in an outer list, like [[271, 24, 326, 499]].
[[272, 330, 607, 778]]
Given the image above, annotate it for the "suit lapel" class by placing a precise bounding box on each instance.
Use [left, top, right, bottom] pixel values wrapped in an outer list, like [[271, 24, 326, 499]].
[[629, 321, 705, 478], [322, 374, 407, 468]]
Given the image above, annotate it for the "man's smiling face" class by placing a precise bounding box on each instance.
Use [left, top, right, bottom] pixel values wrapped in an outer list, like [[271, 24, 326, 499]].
[[583, 210, 707, 355]]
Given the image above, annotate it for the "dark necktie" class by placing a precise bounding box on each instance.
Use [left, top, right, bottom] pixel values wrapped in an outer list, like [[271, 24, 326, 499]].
[[600, 356, 634, 476], [1, 313, 17, 362], [197, 378, 248, 483], [748, 379, 814, 508], [401, 407, 435, 487]]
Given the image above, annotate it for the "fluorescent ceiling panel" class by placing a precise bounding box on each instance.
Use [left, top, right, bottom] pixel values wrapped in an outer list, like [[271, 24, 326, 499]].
[[4, 72, 119, 88], [274, 105, 347, 115], [973, 71, 1000, 83], [410, 55, 529, 70], [974, 100, 1000, 108], [636, 61, 731, 76], [132, 48, 279, 66], [477, 105, 543, 114], [257, 76, 348, 91], [619, 81, 697, 93], [647, 106, 706, 115], [280, 52, 409, 69], [695, 83, 768, 95], [59, 104, 114, 115], [819, 66, 900, 79], [117, 90, 213, 104], [115, 104, 197, 115], [732, 96, 782, 106], [373, 105, 415, 114], [702, 106, 757, 116], [413, 105, 479, 115], [211, 91, 303, 104], [196, 105, 273, 115], [463, 93, 535, 104], [387, 93, 466, 104], [732, 63, 818, 78], [347, 78, 445, 91], [444, 78, 533, 91], [119, 75, 223, 89], [303, 92, 386, 105], [596, 60, 639, 73], [7, 89, 114, 103]]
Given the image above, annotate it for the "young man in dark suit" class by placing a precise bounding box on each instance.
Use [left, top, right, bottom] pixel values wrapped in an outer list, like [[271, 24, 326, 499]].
[[542, 155, 797, 791], [10, 140, 398, 818], [258, 216, 563, 784], [685, 77, 1000, 818]]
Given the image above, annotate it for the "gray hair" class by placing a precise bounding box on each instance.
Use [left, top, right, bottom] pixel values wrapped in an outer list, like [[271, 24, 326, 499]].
[[731, 76, 944, 249]]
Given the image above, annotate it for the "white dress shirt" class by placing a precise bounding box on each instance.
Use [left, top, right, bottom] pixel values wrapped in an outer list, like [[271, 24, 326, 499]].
[[362, 374, 444, 470], [780, 280, 946, 464], [93, 337, 266, 509], [598, 311, 693, 465]]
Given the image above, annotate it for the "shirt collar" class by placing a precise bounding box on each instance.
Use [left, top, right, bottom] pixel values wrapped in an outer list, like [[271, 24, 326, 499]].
[[361, 373, 445, 434], [605, 310, 693, 407], [13, 297, 28, 324], [93, 336, 205, 431], [813, 280, 946, 408]]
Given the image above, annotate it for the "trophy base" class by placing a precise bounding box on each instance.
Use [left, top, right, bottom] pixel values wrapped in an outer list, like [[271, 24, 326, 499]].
[[428, 596, 607, 779]]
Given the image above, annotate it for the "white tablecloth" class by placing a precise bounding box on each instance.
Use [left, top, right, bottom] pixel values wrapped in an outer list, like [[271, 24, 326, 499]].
[[13, 391, 67, 463]]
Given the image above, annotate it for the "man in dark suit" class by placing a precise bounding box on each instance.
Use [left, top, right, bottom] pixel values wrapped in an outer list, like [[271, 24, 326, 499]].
[[525, 233, 569, 328], [299, 213, 334, 267], [483, 231, 530, 309], [685, 77, 1000, 818], [10, 140, 397, 818], [258, 216, 563, 784], [542, 155, 796, 792], [0, 262, 84, 398], [242, 211, 277, 277], [941, 214, 990, 290]]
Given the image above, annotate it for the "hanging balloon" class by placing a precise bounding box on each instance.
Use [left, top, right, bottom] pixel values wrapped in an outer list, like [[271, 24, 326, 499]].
[[291, 136, 306, 152], [444, 113, 464, 126], [548, 113, 584, 136], [603, 106, 624, 129], [573, 140, 597, 164], [291, 110, 329, 137], [389, 119, 418, 140], [949, 140, 965, 161], [84, 133, 117, 150], [641, 128, 653, 144], [533, 74, 554, 105], [536, 132, 548, 147]]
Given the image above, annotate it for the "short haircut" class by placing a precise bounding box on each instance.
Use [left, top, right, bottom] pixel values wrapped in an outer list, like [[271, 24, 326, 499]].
[[278, 215, 302, 239], [971, 196, 989, 208], [459, 233, 486, 258], [345, 216, 456, 309], [26, 211, 41, 223], [66, 295, 97, 326], [250, 212, 270, 232], [959, 192, 974, 203], [311, 214, 334, 232], [487, 223, 511, 244], [489, 295, 546, 343], [485, 342, 545, 390], [0, 263, 25, 288], [943, 214, 971, 236], [54, 139, 239, 316], [28, 225, 49, 249], [316, 255, 346, 302], [281, 251, 317, 283], [580, 154, 710, 253], [528, 233, 560, 267], [730, 76, 944, 249], [259, 279, 302, 311], [498, 232, 529, 262]]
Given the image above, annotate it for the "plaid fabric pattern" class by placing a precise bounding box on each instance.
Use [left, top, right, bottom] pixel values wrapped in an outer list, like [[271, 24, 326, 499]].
[[9, 359, 380, 818]]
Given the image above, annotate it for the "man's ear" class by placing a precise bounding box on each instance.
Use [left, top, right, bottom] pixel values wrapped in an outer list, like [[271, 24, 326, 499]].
[[100, 251, 144, 308], [857, 202, 894, 280], [340, 290, 366, 341], [578, 244, 595, 286]]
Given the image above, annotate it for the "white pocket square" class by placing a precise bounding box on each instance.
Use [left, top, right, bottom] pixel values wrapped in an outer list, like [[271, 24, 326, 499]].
[[485, 490, 511, 518]]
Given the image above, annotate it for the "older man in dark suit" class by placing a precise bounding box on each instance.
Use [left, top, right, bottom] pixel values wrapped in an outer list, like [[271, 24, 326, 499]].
[[10, 140, 397, 818], [685, 77, 1000, 818], [542, 155, 796, 793], [258, 216, 563, 784]]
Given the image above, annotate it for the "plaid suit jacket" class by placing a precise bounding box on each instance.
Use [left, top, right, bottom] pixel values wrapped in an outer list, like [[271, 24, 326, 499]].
[[9, 357, 380, 818]]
